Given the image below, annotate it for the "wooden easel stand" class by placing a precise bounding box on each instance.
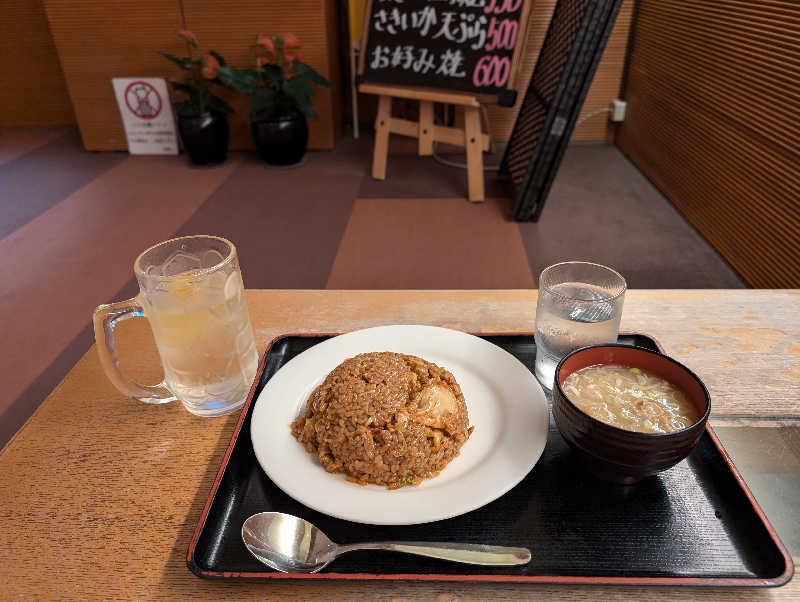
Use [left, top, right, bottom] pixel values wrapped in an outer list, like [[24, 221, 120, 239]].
[[360, 83, 490, 203]]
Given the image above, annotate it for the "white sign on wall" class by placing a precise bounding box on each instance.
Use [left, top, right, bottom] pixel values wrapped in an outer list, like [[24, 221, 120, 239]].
[[112, 77, 178, 155]]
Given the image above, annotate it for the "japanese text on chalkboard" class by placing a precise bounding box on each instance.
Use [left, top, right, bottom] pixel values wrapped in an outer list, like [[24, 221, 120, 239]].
[[361, 0, 528, 97]]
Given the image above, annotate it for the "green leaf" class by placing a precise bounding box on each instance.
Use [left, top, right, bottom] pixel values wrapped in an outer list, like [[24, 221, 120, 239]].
[[159, 51, 190, 70], [276, 75, 318, 118], [296, 61, 331, 88], [261, 64, 285, 85], [301, 101, 318, 119], [251, 87, 277, 120], [209, 94, 234, 115], [289, 93, 317, 118], [217, 65, 256, 93], [209, 50, 227, 67], [168, 81, 195, 94], [172, 99, 195, 117], [285, 76, 313, 101]]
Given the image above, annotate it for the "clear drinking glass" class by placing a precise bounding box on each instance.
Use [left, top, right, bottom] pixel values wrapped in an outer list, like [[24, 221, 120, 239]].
[[534, 261, 626, 390], [93, 235, 258, 416]]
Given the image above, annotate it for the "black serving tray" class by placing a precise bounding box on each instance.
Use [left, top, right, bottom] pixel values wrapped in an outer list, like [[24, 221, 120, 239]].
[[188, 333, 793, 586]]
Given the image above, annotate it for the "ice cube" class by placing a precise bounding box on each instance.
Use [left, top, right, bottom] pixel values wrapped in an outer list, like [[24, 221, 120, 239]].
[[204, 271, 228, 293], [235, 327, 255, 355], [224, 271, 243, 303], [161, 251, 202, 277], [201, 249, 226, 269]]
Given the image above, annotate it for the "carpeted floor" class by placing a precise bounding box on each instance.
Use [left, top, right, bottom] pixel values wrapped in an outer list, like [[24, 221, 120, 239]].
[[0, 126, 744, 446]]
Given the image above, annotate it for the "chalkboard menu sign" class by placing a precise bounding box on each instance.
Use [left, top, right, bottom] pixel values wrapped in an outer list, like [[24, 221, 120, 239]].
[[358, 0, 533, 105]]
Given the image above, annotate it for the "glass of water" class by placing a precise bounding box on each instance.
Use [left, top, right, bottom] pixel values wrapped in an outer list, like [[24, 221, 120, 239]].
[[93, 235, 258, 416], [534, 261, 626, 390]]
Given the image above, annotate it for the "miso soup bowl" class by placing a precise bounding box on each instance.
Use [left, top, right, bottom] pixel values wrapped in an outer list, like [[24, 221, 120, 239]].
[[552, 344, 711, 485]]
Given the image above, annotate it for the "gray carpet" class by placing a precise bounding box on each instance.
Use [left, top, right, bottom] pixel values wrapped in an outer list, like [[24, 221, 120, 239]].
[[518, 145, 745, 289]]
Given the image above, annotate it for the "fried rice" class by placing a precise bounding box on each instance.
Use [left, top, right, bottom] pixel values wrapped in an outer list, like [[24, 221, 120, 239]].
[[290, 351, 473, 489]]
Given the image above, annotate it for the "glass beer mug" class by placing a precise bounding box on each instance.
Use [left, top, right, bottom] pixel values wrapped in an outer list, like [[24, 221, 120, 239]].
[[93, 235, 258, 416]]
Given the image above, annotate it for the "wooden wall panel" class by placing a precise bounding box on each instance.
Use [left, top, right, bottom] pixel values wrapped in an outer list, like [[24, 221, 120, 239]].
[[486, 0, 633, 143], [42, 0, 341, 150], [182, 0, 341, 150], [573, 0, 633, 142], [42, 0, 184, 150], [616, 0, 800, 288], [0, 0, 74, 125]]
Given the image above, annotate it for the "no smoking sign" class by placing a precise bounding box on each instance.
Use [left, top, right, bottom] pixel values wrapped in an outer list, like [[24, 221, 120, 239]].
[[124, 81, 163, 119], [112, 77, 177, 155]]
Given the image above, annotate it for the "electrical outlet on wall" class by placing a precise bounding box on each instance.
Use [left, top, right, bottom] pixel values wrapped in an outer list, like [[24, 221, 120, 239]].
[[611, 99, 627, 122]]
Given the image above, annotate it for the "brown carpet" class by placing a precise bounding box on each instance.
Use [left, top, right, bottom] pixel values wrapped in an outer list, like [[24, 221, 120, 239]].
[[172, 154, 360, 289], [0, 126, 69, 165], [0, 129, 125, 239], [328, 197, 535, 289], [0, 127, 745, 447]]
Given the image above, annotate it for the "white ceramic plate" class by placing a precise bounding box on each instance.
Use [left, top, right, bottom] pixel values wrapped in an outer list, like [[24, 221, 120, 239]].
[[250, 325, 549, 525]]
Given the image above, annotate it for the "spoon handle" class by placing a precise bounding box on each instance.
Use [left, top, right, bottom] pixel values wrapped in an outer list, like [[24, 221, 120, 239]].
[[335, 541, 531, 566]]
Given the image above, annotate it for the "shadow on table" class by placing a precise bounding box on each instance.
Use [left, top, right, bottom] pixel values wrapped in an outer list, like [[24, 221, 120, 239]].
[[161, 413, 240, 584]]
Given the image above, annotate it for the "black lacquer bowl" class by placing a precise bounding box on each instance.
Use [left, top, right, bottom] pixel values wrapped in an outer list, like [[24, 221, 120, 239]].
[[553, 344, 711, 485]]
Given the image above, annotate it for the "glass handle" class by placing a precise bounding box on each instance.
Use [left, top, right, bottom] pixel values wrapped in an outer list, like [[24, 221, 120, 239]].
[[92, 297, 176, 405]]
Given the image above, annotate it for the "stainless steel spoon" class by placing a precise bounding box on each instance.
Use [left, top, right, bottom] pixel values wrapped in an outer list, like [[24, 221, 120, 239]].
[[241, 512, 531, 573]]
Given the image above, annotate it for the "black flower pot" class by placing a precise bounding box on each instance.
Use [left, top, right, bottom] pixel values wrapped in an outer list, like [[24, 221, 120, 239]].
[[178, 111, 229, 165], [251, 112, 308, 166]]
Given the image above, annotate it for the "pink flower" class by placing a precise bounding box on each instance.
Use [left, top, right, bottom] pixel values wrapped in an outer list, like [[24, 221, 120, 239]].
[[178, 30, 198, 47], [257, 56, 272, 67], [201, 54, 220, 79], [282, 33, 301, 49], [256, 34, 275, 55], [284, 50, 297, 64]]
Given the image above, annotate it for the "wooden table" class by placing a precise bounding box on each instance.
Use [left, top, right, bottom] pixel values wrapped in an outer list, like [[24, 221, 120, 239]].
[[1, 290, 798, 599]]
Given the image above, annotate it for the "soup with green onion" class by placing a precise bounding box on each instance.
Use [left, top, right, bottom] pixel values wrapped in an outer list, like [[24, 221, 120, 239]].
[[562, 365, 699, 433]]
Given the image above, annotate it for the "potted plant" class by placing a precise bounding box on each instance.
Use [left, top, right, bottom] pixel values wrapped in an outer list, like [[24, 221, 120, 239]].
[[160, 30, 233, 165], [218, 34, 330, 166]]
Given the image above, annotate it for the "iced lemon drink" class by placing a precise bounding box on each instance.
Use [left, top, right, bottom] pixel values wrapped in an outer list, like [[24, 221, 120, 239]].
[[93, 236, 258, 416], [142, 268, 258, 415]]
